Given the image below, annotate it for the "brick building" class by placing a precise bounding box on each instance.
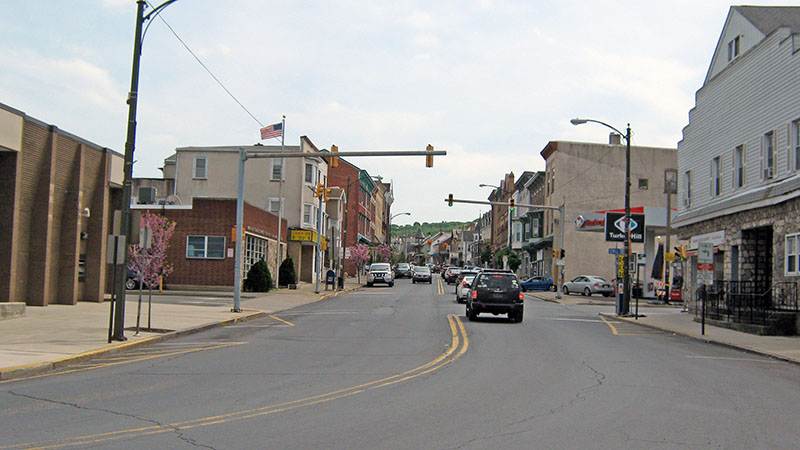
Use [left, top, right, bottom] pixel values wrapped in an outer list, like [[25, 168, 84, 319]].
[[0, 102, 124, 306]]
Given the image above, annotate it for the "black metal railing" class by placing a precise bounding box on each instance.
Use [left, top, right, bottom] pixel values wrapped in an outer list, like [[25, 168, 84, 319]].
[[695, 280, 798, 326]]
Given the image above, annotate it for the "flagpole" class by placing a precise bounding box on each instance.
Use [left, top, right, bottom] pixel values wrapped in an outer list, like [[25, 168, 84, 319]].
[[276, 116, 286, 284]]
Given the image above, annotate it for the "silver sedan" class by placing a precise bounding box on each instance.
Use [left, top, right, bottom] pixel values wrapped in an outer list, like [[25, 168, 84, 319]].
[[562, 275, 613, 297]]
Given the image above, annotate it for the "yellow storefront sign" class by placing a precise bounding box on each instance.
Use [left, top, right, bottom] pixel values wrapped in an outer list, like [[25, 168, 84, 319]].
[[289, 229, 327, 245]]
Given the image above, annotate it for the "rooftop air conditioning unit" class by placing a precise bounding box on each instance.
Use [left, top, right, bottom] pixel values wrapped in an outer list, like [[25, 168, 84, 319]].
[[137, 186, 157, 204]]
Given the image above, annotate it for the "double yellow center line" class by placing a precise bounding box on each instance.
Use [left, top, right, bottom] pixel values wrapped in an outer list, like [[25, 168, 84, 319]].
[[6, 315, 469, 450]]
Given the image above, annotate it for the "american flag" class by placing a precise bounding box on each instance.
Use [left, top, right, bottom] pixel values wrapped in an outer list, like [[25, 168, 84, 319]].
[[260, 122, 282, 140]]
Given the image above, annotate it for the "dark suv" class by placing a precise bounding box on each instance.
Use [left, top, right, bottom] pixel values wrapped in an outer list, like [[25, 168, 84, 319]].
[[466, 270, 524, 323]]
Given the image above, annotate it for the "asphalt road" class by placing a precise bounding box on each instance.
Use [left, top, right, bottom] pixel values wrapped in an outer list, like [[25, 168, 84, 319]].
[[2, 278, 800, 449]]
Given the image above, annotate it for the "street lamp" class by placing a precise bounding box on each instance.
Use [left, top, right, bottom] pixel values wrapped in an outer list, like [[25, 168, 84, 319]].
[[390, 212, 411, 261], [571, 117, 632, 316]]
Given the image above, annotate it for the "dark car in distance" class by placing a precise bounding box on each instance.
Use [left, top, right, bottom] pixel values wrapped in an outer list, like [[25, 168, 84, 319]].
[[444, 267, 461, 284], [395, 263, 412, 279], [412, 266, 432, 284], [466, 270, 524, 323]]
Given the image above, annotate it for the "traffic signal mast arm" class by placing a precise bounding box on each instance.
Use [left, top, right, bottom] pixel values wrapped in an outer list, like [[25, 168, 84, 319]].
[[443, 197, 562, 211]]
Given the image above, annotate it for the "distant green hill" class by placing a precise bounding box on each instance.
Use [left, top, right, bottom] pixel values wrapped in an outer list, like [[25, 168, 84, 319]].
[[391, 220, 475, 237]]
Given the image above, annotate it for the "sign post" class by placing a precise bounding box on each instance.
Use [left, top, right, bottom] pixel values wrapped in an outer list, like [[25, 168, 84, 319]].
[[697, 242, 714, 335]]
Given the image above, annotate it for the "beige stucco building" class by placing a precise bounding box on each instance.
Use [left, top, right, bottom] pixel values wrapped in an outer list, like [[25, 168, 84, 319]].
[[541, 138, 677, 293]]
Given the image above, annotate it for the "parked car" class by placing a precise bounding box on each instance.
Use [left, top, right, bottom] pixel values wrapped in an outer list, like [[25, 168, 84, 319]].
[[453, 269, 480, 293], [466, 270, 524, 322], [520, 276, 556, 292], [562, 275, 613, 297], [126, 269, 147, 290], [395, 263, 411, 279], [444, 267, 461, 284], [455, 275, 476, 303], [412, 265, 432, 284], [367, 263, 394, 287]]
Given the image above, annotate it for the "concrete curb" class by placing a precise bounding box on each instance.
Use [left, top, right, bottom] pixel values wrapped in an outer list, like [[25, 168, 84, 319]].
[[598, 312, 800, 366], [0, 311, 267, 382]]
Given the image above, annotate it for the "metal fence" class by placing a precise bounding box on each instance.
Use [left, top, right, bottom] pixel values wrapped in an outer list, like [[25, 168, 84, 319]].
[[695, 280, 798, 326]]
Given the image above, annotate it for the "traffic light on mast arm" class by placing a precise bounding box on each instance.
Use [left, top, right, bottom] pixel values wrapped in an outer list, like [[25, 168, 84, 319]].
[[331, 144, 339, 168], [315, 183, 324, 197], [447, 193, 454, 207], [509, 198, 515, 212], [323, 188, 331, 202], [425, 144, 434, 168]]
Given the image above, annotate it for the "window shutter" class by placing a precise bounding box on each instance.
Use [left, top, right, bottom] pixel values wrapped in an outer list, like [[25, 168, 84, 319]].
[[787, 122, 793, 171]]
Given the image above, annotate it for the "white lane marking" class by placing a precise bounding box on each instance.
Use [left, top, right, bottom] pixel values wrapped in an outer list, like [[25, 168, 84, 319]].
[[541, 318, 618, 323], [686, 355, 781, 363]]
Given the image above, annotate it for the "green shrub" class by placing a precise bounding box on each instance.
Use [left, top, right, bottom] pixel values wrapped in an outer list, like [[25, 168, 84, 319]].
[[244, 259, 273, 292], [279, 255, 297, 287]]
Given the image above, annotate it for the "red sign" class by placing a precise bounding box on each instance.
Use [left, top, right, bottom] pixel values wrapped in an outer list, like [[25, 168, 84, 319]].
[[697, 263, 713, 271]]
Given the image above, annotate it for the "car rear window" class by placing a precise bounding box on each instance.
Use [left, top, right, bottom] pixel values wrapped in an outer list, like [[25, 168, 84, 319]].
[[475, 274, 519, 289]]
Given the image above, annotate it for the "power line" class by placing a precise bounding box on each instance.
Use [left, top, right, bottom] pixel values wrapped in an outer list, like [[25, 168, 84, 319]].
[[147, 2, 277, 140]]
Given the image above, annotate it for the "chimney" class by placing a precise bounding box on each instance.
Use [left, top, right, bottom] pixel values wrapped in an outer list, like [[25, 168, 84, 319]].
[[609, 133, 621, 145]]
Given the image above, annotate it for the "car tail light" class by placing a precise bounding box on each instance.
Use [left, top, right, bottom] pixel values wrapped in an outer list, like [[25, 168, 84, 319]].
[[462, 281, 468, 287], [593, 283, 599, 287], [519, 292, 524, 300], [471, 291, 477, 299]]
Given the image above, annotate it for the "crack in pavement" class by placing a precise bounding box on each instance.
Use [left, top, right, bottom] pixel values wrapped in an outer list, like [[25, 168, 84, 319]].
[[447, 360, 607, 449], [7, 390, 215, 449]]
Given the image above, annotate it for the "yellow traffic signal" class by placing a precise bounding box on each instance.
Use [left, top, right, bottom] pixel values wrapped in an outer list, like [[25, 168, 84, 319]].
[[331, 144, 339, 168], [323, 188, 331, 202], [553, 248, 559, 258], [316, 183, 324, 197], [425, 144, 434, 168]]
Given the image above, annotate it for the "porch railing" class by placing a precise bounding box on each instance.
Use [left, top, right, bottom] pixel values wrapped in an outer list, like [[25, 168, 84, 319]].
[[695, 280, 798, 326]]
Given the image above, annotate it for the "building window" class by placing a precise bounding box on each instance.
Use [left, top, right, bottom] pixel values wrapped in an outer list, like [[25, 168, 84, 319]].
[[271, 159, 283, 181], [304, 163, 315, 184], [787, 233, 800, 276], [792, 119, 800, 172], [711, 156, 720, 197], [186, 235, 225, 259], [193, 156, 207, 179], [638, 178, 648, 190], [303, 203, 313, 225], [268, 198, 283, 215], [763, 131, 775, 180], [683, 170, 691, 207], [727, 35, 739, 62], [733, 145, 745, 189]]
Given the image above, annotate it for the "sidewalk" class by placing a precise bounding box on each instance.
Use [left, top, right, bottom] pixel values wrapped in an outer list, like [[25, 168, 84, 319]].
[[0, 278, 362, 381], [529, 290, 800, 364]]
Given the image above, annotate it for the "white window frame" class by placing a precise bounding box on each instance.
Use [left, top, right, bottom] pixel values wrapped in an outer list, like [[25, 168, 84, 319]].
[[763, 131, 775, 180], [304, 162, 315, 185], [244, 234, 269, 276], [193, 155, 207, 179], [786, 233, 800, 276], [186, 235, 225, 259], [270, 159, 284, 181], [733, 145, 745, 189], [727, 36, 739, 62], [268, 197, 284, 215], [683, 170, 692, 207], [792, 119, 800, 172], [711, 156, 720, 197], [303, 203, 314, 226]]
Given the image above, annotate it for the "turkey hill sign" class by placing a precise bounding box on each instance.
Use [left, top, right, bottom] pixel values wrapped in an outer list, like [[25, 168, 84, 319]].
[[604, 212, 645, 243]]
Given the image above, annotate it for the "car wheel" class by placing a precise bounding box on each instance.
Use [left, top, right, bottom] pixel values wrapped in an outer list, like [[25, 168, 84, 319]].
[[549, 285, 557, 292], [125, 278, 137, 290], [510, 309, 523, 323], [584, 287, 592, 297], [389, 282, 394, 287], [467, 304, 478, 321], [563, 286, 569, 295], [367, 282, 373, 287]]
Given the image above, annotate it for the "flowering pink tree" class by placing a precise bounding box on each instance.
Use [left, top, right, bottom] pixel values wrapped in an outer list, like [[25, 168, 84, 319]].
[[351, 243, 370, 283], [128, 211, 176, 289], [377, 245, 392, 263]]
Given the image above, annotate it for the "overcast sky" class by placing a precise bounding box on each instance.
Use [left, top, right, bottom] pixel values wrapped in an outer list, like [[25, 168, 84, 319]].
[[2, 0, 797, 225]]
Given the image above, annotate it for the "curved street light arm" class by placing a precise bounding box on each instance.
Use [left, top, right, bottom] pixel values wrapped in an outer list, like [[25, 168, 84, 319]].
[[142, 0, 180, 47], [571, 118, 628, 142]]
